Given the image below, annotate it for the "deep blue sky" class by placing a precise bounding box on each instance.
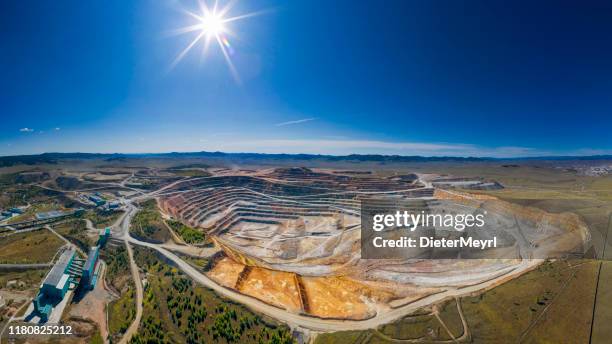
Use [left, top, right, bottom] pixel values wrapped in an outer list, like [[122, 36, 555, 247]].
[[1, 0, 612, 157]]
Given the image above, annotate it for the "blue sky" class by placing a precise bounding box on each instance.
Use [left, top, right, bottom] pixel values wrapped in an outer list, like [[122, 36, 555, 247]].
[[1, 0, 612, 157]]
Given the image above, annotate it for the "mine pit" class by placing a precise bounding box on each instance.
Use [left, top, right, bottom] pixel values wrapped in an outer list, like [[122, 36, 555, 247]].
[[157, 167, 590, 321]]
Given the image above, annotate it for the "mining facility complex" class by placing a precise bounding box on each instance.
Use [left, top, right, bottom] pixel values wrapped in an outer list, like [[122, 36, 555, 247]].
[[29, 227, 110, 323]]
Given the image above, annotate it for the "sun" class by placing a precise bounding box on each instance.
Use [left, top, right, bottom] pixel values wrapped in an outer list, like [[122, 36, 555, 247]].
[[169, 0, 268, 83], [200, 12, 225, 36]]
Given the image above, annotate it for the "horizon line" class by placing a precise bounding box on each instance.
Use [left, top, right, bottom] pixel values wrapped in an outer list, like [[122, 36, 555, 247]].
[[1, 150, 611, 161]]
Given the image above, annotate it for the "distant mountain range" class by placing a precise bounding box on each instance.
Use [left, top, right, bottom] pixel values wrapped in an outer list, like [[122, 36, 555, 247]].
[[0, 151, 611, 168]]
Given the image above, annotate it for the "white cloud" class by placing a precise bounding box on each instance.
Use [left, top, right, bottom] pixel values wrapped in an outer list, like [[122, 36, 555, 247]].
[[54, 127, 61, 131], [19, 128, 34, 133], [275, 118, 316, 127]]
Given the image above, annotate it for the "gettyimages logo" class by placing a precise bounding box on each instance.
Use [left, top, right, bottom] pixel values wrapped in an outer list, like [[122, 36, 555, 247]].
[[372, 210, 486, 232]]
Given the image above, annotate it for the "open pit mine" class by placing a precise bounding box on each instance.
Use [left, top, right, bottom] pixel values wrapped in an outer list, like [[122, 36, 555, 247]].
[[157, 167, 591, 322]]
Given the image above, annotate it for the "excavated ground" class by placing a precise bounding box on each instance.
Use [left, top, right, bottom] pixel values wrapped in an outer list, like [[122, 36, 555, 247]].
[[158, 168, 590, 320]]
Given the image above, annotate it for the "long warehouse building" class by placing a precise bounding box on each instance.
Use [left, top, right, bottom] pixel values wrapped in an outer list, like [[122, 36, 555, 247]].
[[81, 246, 100, 290], [40, 247, 76, 300]]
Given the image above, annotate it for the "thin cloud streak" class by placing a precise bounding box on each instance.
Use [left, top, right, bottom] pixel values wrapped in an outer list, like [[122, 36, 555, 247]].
[[275, 118, 316, 127]]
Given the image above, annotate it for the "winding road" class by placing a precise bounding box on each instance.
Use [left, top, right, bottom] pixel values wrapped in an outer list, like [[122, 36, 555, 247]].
[[112, 197, 540, 332], [1, 176, 545, 336], [118, 240, 144, 344]]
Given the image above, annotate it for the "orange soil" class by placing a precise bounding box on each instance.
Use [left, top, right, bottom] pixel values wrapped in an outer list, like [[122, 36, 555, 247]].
[[301, 276, 379, 320], [207, 257, 245, 288], [238, 267, 302, 313]]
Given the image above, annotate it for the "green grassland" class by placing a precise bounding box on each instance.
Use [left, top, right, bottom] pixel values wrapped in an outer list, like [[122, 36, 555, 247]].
[[130, 247, 294, 344], [380, 300, 462, 341], [166, 219, 208, 245], [315, 331, 368, 344], [0, 268, 48, 332], [448, 165, 611, 343], [315, 260, 597, 344], [90, 329, 104, 344], [84, 208, 124, 228], [103, 244, 137, 343], [108, 284, 136, 342], [55, 219, 96, 253], [461, 260, 597, 343], [0, 183, 77, 210], [377, 306, 454, 341], [183, 256, 210, 271], [0, 268, 47, 291], [419, 164, 612, 202], [103, 244, 132, 292], [0, 229, 64, 264], [130, 199, 172, 243]]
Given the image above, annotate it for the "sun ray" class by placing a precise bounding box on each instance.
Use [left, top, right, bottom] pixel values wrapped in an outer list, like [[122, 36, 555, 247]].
[[199, 33, 213, 64], [169, 0, 270, 82], [197, 0, 210, 16], [218, 26, 237, 39], [165, 23, 204, 37], [170, 31, 205, 70], [215, 34, 241, 84], [182, 9, 204, 22], [217, 0, 238, 17], [221, 9, 272, 24], [204, 33, 213, 55]]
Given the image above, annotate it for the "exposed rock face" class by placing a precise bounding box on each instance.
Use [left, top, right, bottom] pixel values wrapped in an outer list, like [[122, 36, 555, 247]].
[[158, 170, 590, 320]]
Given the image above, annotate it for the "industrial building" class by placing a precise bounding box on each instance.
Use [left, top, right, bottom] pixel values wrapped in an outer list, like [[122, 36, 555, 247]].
[[8, 207, 24, 214], [35, 210, 66, 220], [1, 207, 24, 220], [33, 294, 52, 322], [32, 247, 83, 322], [98, 227, 111, 247], [81, 246, 100, 290], [107, 201, 120, 209], [88, 194, 106, 206], [30, 221, 105, 322], [40, 248, 76, 300]]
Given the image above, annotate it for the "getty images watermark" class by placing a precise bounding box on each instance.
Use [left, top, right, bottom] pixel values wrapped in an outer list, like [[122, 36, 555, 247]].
[[371, 208, 495, 250], [360, 198, 592, 260]]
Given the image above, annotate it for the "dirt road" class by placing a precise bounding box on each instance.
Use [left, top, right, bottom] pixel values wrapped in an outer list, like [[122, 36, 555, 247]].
[[127, 234, 539, 332], [113, 185, 542, 333], [118, 241, 144, 344]]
